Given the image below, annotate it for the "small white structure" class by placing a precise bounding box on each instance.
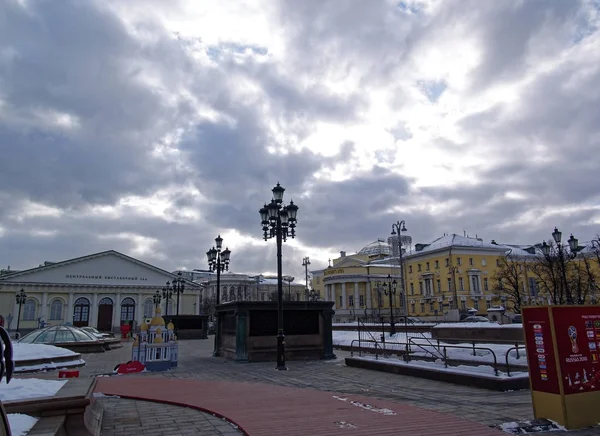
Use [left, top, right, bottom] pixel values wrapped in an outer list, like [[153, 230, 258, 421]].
[[131, 307, 177, 371]]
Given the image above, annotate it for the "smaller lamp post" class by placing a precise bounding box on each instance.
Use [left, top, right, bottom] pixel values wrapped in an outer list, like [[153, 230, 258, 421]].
[[302, 257, 311, 301], [171, 272, 185, 316], [540, 228, 580, 305], [207, 234, 232, 357], [153, 290, 162, 310], [15, 289, 27, 335], [162, 285, 173, 317], [377, 275, 397, 335]]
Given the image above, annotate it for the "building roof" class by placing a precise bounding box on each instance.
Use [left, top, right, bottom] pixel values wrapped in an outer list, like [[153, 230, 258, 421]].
[[357, 239, 391, 257], [409, 234, 509, 256]]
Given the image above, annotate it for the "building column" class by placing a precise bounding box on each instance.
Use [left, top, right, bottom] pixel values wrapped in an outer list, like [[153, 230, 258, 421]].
[[354, 282, 360, 308], [90, 292, 98, 328], [341, 283, 347, 309], [67, 292, 74, 324], [366, 281, 372, 310], [113, 293, 122, 327], [196, 293, 201, 315], [41, 291, 48, 320]]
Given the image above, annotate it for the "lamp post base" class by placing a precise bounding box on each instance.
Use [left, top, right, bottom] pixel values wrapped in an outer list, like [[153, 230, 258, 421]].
[[276, 330, 287, 371]]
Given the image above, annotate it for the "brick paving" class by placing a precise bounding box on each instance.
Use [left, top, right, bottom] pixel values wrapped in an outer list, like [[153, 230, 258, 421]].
[[62, 339, 599, 435], [98, 396, 242, 436], [95, 377, 505, 436]]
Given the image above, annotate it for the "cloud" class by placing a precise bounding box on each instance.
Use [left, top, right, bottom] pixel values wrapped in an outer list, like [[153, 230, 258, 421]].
[[1, 0, 599, 279]]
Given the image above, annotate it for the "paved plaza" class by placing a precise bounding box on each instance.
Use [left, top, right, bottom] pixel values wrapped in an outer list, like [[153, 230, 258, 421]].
[[49, 339, 600, 435]]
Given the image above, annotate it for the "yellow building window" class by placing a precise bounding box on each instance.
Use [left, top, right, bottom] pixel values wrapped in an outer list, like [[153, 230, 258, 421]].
[[481, 258, 487, 266], [409, 265, 413, 273], [469, 258, 474, 266], [418, 264, 422, 272], [435, 260, 439, 269], [445, 258, 449, 267], [457, 257, 462, 265], [459, 277, 464, 290], [426, 262, 430, 271]]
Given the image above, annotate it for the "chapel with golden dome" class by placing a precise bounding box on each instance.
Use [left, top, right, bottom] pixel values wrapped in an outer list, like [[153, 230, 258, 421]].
[[131, 306, 178, 371]]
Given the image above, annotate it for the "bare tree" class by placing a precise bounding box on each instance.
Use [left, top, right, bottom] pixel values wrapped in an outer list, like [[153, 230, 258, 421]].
[[529, 250, 565, 305], [493, 252, 529, 313]]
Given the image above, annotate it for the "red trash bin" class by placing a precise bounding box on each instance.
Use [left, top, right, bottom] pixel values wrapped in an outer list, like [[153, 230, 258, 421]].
[[58, 370, 79, 378], [120, 323, 131, 340]]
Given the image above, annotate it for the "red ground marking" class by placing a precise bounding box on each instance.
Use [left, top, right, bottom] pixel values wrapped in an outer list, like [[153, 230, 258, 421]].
[[94, 377, 504, 436]]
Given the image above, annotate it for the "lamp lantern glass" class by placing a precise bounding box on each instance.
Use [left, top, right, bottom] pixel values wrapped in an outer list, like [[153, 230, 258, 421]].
[[259, 205, 269, 223], [280, 207, 289, 225], [215, 234, 223, 250], [552, 227, 562, 244], [541, 241, 550, 256], [568, 234, 578, 252], [221, 247, 231, 263], [286, 201, 298, 221], [268, 200, 279, 220], [272, 183, 285, 203]]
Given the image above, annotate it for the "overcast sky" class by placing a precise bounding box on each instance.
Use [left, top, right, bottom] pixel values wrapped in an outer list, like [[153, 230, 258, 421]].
[[1, 0, 599, 278]]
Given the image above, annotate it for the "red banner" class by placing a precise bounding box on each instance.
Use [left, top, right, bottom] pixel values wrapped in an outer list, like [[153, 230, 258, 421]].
[[551, 306, 600, 395], [522, 307, 561, 394]]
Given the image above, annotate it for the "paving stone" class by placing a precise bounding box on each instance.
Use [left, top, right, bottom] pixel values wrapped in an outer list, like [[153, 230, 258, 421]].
[[74, 338, 600, 435]]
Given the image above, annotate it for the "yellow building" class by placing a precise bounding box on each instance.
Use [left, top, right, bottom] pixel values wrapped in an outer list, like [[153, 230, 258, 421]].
[[312, 234, 543, 323]]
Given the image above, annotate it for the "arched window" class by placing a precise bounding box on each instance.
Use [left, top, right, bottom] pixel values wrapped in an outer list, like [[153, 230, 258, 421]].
[[23, 299, 37, 321], [73, 297, 90, 325], [237, 286, 243, 301], [143, 299, 154, 318], [49, 299, 63, 320], [229, 287, 235, 301], [120, 297, 135, 322], [99, 297, 113, 306]]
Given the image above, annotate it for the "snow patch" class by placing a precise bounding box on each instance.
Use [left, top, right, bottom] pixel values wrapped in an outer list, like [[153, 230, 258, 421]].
[[0, 378, 67, 402], [92, 392, 121, 398], [13, 343, 79, 361], [333, 395, 396, 415], [7, 414, 38, 436]]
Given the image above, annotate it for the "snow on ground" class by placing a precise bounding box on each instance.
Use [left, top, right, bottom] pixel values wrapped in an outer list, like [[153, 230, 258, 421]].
[[433, 322, 522, 329], [332, 331, 528, 366], [12, 343, 85, 373], [0, 378, 67, 402], [355, 356, 528, 379], [7, 414, 38, 436], [13, 343, 79, 361]]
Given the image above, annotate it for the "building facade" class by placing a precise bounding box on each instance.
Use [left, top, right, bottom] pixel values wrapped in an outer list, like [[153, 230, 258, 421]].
[[311, 235, 549, 323], [0, 250, 201, 334]]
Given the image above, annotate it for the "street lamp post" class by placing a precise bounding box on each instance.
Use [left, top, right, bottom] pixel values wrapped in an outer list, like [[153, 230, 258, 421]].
[[259, 182, 299, 371], [169, 272, 185, 316], [302, 257, 311, 301], [540, 227, 580, 305], [391, 220, 408, 344], [15, 289, 27, 335], [162, 285, 173, 318], [207, 234, 231, 357], [153, 290, 162, 310], [377, 274, 397, 335]]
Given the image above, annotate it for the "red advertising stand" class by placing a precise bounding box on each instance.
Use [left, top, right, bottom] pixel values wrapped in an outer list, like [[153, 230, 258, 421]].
[[522, 305, 600, 429]]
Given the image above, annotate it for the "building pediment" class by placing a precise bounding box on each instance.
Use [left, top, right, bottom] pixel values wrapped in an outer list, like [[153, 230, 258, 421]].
[[0, 250, 197, 288], [330, 257, 366, 268]]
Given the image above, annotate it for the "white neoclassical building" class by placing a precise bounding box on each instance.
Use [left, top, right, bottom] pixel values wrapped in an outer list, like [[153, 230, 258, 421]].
[[0, 250, 201, 333]]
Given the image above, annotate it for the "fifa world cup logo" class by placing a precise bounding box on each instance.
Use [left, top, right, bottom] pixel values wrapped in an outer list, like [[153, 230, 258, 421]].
[[568, 326, 579, 354]]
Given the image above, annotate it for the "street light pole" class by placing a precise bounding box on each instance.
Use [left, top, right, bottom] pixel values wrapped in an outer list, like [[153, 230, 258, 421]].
[[170, 272, 185, 317], [377, 275, 397, 335], [540, 227, 580, 305], [259, 182, 299, 371], [153, 290, 162, 310], [15, 289, 27, 336], [162, 286, 172, 318], [391, 220, 408, 344], [302, 257, 311, 301], [207, 235, 231, 357]]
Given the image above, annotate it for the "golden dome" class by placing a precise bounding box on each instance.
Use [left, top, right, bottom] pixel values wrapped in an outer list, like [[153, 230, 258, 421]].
[[153, 336, 163, 343], [150, 307, 165, 326], [140, 323, 149, 331], [167, 322, 175, 330]]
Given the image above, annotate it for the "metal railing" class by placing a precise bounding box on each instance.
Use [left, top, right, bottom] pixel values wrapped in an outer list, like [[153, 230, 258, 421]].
[[347, 338, 528, 377]]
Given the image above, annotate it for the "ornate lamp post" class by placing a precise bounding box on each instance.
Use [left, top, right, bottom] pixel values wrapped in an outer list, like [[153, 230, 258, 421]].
[[207, 234, 231, 357], [259, 182, 299, 371], [162, 284, 172, 317], [377, 274, 397, 335], [391, 220, 408, 342], [540, 227, 580, 305], [153, 290, 162, 310], [15, 289, 27, 335], [170, 272, 185, 316], [302, 257, 311, 301]]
